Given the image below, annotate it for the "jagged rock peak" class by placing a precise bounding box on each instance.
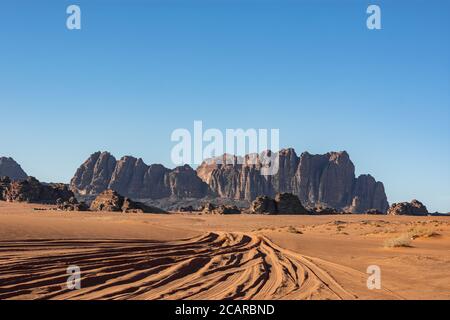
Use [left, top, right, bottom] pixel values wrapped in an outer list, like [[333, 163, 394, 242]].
[[0, 157, 28, 181]]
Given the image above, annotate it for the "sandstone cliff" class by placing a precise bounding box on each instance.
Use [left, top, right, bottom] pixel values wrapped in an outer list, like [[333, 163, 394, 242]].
[[70, 152, 209, 199], [71, 149, 389, 213], [197, 149, 389, 213]]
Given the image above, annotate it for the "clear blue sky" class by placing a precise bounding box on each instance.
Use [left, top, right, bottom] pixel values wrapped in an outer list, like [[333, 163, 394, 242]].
[[0, 0, 449, 212]]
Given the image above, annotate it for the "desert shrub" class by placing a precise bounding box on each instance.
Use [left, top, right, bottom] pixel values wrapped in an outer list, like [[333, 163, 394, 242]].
[[407, 227, 440, 239], [384, 234, 412, 248]]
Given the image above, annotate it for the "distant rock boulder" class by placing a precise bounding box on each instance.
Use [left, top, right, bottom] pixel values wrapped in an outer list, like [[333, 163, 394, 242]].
[[3, 177, 73, 204], [179, 205, 196, 212], [0, 177, 11, 201], [311, 204, 338, 215], [215, 205, 241, 215], [387, 199, 428, 216], [201, 202, 241, 215], [251, 196, 278, 215], [0, 157, 28, 181], [90, 189, 165, 213], [365, 208, 384, 215], [250, 193, 308, 215], [56, 197, 89, 211], [275, 193, 308, 214]]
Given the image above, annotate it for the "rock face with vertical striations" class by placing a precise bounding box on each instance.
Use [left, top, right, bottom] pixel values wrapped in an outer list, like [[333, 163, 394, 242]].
[[347, 174, 388, 214], [70, 149, 389, 213], [70, 152, 209, 200], [0, 157, 28, 181], [197, 149, 389, 213], [71, 152, 117, 196]]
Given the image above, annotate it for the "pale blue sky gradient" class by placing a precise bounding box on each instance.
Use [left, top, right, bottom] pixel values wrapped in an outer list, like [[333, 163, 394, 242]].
[[0, 0, 449, 211]]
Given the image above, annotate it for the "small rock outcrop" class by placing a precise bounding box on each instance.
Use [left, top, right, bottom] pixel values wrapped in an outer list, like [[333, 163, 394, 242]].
[[275, 193, 308, 214], [0, 157, 28, 181], [179, 205, 196, 212], [387, 200, 429, 216], [311, 204, 338, 215], [365, 208, 384, 215], [215, 205, 241, 215], [250, 193, 307, 215], [0, 177, 11, 200], [56, 197, 89, 211], [3, 177, 74, 204], [251, 196, 278, 215], [90, 189, 165, 213], [201, 202, 241, 215]]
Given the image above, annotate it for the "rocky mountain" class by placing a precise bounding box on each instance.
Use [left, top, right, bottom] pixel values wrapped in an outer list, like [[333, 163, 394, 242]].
[[70, 149, 389, 213], [197, 149, 389, 213], [0, 157, 28, 181], [70, 152, 209, 199]]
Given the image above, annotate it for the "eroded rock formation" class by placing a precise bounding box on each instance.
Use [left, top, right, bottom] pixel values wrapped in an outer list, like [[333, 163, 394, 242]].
[[387, 199, 428, 216], [71, 152, 209, 199], [250, 193, 307, 215], [275, 193, 308, 214], [90, 189, 165, 213], [251, 196, 278, 215], [56, 197, 89, 211], [201, 203, 241, 215], [2, 177, 73, 204]]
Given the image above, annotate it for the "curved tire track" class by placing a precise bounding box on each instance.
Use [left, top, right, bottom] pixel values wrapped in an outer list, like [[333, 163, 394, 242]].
[[0, 232, 400, 300]]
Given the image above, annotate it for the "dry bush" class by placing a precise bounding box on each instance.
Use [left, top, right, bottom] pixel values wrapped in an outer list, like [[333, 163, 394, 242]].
[[408, 227, 440, 239], [384, 226, 440, 248], [384, 234, 412, 248]]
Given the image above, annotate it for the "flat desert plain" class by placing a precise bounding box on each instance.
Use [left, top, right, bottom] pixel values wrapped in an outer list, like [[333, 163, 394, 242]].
[[0, 201, 449, 300]]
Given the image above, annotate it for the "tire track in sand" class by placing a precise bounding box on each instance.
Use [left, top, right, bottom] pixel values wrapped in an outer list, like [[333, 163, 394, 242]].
[[0, 232, 400, 300]]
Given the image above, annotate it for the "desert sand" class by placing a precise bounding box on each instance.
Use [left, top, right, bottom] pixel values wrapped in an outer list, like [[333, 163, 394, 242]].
[[0, 201, 449, 300]]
